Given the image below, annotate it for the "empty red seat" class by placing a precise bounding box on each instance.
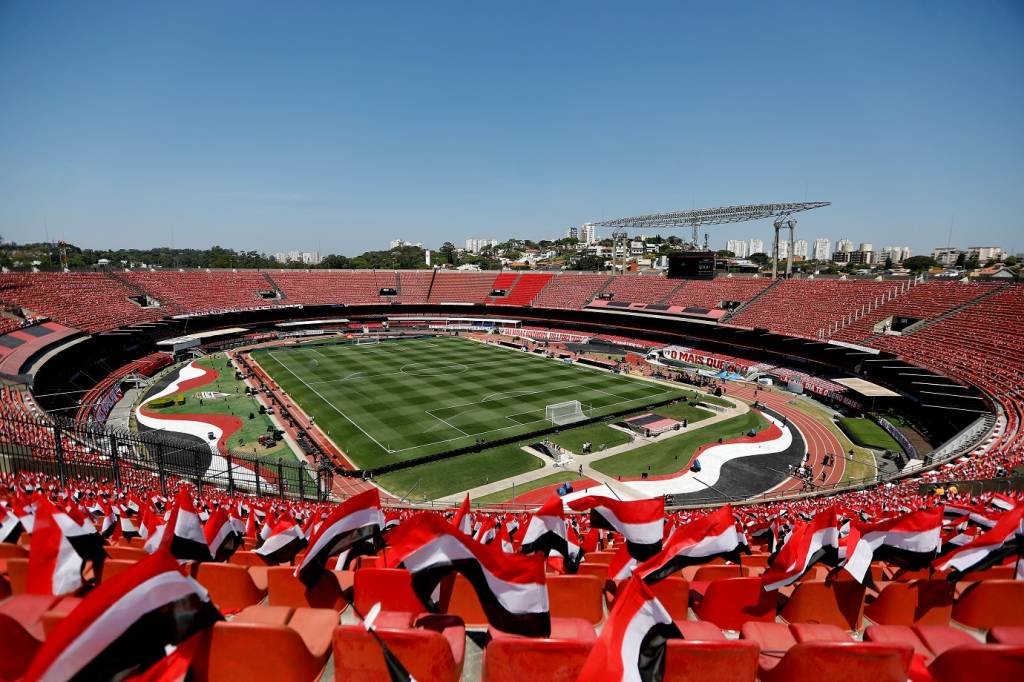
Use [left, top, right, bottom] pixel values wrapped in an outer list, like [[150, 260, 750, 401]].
[[444, 573, 488, 627], [663, 639, 759, 682], [953, 580, 1024, 629], [864, 625, 977, 662], [547, 574, 604, 625], [483, 618, 596, 682], [649, 577, 690, 621], [194, 563, 268, 612], [780, 580, 865, 630], [988, 626, 1024, 645], [266, 566, 347, 611], [691, 577, 776, 630], [741, 621, 852, 674], [0, 543, 28, 559], [194, 605, 337, 682], [927, 644, 1024, 682], [864, 580, 954, 626], [353, 568, 426, 615], [105, 546, 147, 561], [334, 613, 466, 682], [3, 557, 27, 594], [760, 642, 913, 682], [674, 620, 726, 640]]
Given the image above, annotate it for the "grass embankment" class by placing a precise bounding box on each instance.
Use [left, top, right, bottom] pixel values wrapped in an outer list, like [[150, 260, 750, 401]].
[[791, 397, 878, 482], [592, 409, 768, 478], [838, 416, 902, 451], [149, 357, 299, 462]]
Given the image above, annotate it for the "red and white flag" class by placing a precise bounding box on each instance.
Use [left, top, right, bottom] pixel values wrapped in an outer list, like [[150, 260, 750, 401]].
[[635, 505, 745, 584], [842, 507, 943, 584], [254, 515, 307, 565], [761, 508, 840, 591], [933, 503, 1024, 578], [519, 495, 580, 567], [295, 489, 383, 588], [160, 488, 211, 563], [203, 507, 242, 563], [453, 494, 473, 535], [577, 576, 682, 682], [568, 496, 664, 561], [27, 498, 107, 596], [23, 549, 223, 682], [384, 512, 550, 637]]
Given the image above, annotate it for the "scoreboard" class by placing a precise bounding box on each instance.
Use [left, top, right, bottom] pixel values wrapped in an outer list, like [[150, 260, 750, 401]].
[[667, 251, 716, 280]]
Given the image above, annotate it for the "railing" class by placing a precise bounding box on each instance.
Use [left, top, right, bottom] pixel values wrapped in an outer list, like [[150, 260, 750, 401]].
[[0, 412, 331, 502]]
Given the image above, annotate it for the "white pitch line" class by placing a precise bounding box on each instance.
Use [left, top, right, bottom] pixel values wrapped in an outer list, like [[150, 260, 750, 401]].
[[266, 350, 395, 453]]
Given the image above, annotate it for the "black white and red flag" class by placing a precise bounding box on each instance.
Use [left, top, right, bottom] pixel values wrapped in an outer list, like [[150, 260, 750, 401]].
[[1, 506, 23, 544], [160, 488, 211, 563], [635, 504, 746, 584], [384, 512, 551, 637], [841, 506, 943, 584], [453, 494, 473, 535], [23, 549, 223, 682], [294, 488, 383, 588], [27, 498, 107, 596], [254, 515, 308, 565], [933, 503, 1024, 579], [761, 508, 840, 591], [568, 496, 664, 561], [519, 495, 580, 569], [203, 507, 242, 563], [577, 576, 682, 682]]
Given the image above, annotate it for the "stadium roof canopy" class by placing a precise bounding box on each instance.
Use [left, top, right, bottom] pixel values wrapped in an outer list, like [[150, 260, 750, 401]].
[[834, 377, 901, 397], [589, 202, 830, 229]]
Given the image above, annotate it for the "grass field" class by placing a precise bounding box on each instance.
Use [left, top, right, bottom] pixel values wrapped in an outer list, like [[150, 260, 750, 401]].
[[592, 410, 768, 478], [475, 471, 588, 505], [253, 335, 689, 468], [837, 416, 902, 452], [549, 423, 633, 454]]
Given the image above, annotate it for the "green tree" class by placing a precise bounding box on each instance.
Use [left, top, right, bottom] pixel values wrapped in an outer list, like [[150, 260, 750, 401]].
[[902, 255, 936, 272], [748, 252, 770, 266], [571, 255, 608, 271]]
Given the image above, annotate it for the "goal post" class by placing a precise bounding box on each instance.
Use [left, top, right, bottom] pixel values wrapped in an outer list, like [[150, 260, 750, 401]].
[[355, 335, 380, 346], [546, 400, 588, 426]]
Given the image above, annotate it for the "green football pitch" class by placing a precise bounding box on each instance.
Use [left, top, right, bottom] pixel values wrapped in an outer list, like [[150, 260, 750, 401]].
[[252, 335, 687, 468]]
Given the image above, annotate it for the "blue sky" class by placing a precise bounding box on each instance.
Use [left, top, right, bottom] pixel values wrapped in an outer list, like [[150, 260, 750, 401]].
[[1, 1, 1022, 257]]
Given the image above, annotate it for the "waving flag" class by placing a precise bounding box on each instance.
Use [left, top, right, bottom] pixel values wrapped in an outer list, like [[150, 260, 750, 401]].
[[607, 544, 638, 583], [161, 488, 211, 563], [254, 516, 308, 565], [635, 504, 746, 584], [519, 495, 580, 568], [933, 504, 1024, 579], [844, 507, 943, 582], [384, 512, 550, 637], [1, 507, 23, 544], [27, 498, 107, 596], [578, 576, 682, 682], [204, 507, 243, 563], [23, 549, 222, 682], [295, 488, 383, 588], [453, 494, 473, 535], [568, 496, 664, 561], [761, 508, 840, 591]]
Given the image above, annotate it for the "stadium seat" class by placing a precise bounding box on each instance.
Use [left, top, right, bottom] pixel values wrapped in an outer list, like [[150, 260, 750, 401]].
[[674, 620, 726, 640], [353, 568, 426, 615], [0, 543, 28, 559], [759, 642, 914, 682], [741, 621, 853, 674], [0, 609, 44, 680], [266, 566, 347, 611], [228, 550, 265, 566], [988, 626, 1024, 645], [3, 557, 27, 594], [106, 545, 147, 561], [547, 574, 604, 625], [953, 580, 1024, 629], [575, 563, 610, 579], [334, 614, 466, 682], [194, 563, 268, 612], [663, 639, 759, 682], [863, 625, 977, 662], [864, 580, 955, 626], [483, 618, 596, 682], [101, 559, 140, 583], [650, 577, 690, 621], [691, 577, 776, 630], [780, 579, 865, 630], [927, 644, 1024, 682], [444, 573, 488, 628], [194, 605, 337, 682]]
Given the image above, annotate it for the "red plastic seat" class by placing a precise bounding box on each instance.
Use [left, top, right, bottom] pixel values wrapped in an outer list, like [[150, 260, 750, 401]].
[[334, 614, 466, 682], [741, 621, 851, 674], [3, 557, 27, 594], [547, 574, 604, 625], [953, 580, 1024, 629], [0, 610, 44, 680], [194, 605, 337, 682], [864, 580, 954, 626], [864, 625, 976, 662], [691, 577, 776, 630], [988, 626, 1024, 645], [444, 573, 488, 627], [927, 644, 1024, 682], [353, 568, 426, 615], [760, 642, 913, 682], [483, 618, 596, 682], [663, 639, 759, 682], [780, 580, 865, 630], [649, 577, 690, 621], [673, 620, 725, 641], [266, 566, 347, 611], [105, 546, 147, 561], [194, 563, 268, 612], [0, 543, 28, 559], [228, 550, 265, 566]]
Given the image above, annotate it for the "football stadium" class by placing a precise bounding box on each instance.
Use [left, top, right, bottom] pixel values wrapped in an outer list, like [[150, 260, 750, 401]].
[[2, 4, 1023, 682]]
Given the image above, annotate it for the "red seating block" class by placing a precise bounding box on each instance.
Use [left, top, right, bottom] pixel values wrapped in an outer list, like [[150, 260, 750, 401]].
[[664, 639, 759, 682], [864, 580, 955, 626], [266, 566, 347, 611], [353, 568, 426, 615], [547, 574, 604, 625], [760, 642, 913, 682], [194, 562, 268, 612], [927, 644, 1024, 682], [691, 577, 776, 630], [780, 579, 865, 630], [483, 618, 596, 682], [953, 580, 1024, 629], [334, 614, 466, 682]]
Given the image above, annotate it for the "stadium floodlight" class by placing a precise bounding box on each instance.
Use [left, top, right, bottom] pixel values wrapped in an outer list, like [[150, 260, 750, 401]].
[[546, 400, 588, 426]]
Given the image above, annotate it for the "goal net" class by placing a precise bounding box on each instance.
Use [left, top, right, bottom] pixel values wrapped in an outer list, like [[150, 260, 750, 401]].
[[356, 335, 380, 346], [546, 400, 587, 426]]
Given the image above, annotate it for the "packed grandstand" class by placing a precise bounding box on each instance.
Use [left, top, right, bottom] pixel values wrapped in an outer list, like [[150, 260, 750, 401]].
[[1, 269, 1023, 681]]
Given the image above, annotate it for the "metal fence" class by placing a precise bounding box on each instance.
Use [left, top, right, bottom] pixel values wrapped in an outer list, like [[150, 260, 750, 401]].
[[0, 412, 331, 502]]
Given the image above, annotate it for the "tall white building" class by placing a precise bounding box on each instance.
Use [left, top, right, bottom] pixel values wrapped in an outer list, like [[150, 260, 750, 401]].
[[859, 243, 874, 254], [390, 239, 422, 249], [812, 238, 831, 261], [967, 246, 1004, 262], [566, 226, 579, 240], [273, 250, 321, 265], [580, 223, 597, 245], [465, 238, 497, 253], [836, 239, 854, 253], [726, 239, 749, 257], [749, 238, 764, 255], [793, 240, 809, 258]]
